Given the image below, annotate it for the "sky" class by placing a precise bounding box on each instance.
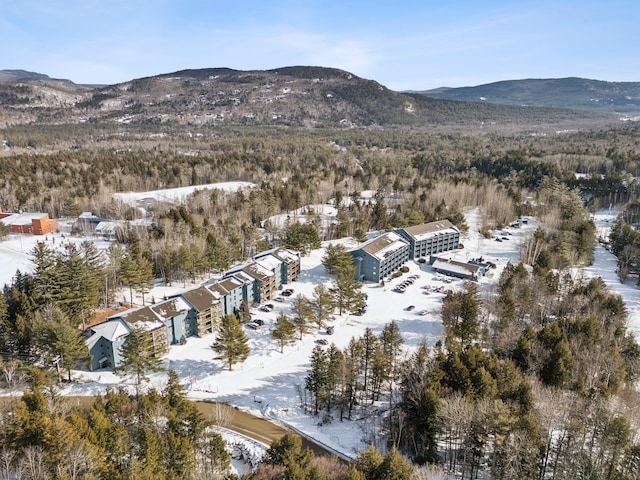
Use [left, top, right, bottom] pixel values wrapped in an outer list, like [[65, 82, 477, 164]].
[[1, 0, 639, 91]]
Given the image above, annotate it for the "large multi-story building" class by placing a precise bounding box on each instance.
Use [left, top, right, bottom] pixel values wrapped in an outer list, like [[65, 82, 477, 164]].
[[394, 220, 460, 259], [349, 232, 410, 283], [349, 220, 461, 282], [86, 247, 301, 370]]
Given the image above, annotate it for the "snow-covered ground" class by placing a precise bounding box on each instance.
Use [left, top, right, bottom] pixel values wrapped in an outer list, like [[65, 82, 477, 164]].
[[1, 208, 639, 463], [113, 181, 256, 208]]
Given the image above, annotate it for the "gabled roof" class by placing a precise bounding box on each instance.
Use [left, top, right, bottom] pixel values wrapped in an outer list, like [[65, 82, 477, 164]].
[[110, 306, 165, 331], [86, 318, 130, 348], [256, 254, 282, 272], [352, 232, 409, 261], [229, 270, 255, 285], [272, 248, 300, 263], [398, 219, 459, 241], [208, 276, 243, 296], [151, 296, 190, 320], [177, 286, 219, 312], [243, 262, 274, 281]]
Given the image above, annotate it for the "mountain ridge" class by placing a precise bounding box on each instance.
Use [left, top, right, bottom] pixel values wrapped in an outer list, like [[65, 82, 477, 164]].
[[416, 77, 640, 113], [0, 67, 626, 130]]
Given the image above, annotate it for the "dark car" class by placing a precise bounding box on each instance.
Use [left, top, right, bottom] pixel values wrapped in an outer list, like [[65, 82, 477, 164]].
[[326, 326, 335, 335], [254, 319, 265, 326]]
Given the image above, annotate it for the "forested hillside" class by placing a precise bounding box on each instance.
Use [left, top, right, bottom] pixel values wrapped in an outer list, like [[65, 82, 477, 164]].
[[0, 67, 616, 130]]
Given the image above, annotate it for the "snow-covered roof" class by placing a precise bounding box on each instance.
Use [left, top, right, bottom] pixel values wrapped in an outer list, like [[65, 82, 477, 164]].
[[354, 232, 409, 261], [399, 220, 458, 241], [273, 248, 299, 263], [86, 318, 130, 348], [109, 306, 165, 331], [95, 221, 120, 234], [256, 254, 282, 272], [176, 286, 220, 312], [0, 212, 48, 227], [228, 270, 255, 285], [151, 296, 190, 319], [431, 257, 480, 277], [243, 262, 275, 281]]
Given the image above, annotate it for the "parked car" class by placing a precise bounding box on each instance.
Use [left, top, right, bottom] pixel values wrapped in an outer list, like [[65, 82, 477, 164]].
[[259, 305, 272, 312], [316, 338, 328, 345], [326, 326, 335, 335], [274, 296, 286, 302], [254, 319, 265, 326], [405, 305, 415, 311], [246, 322, 260, 330]]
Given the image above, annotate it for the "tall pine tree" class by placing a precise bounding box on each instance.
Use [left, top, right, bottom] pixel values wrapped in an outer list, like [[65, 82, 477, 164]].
[[211, 314, 250, 370]]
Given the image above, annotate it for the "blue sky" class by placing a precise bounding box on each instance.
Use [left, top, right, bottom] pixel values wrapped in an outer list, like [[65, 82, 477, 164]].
[[1, 0, 638, 90]]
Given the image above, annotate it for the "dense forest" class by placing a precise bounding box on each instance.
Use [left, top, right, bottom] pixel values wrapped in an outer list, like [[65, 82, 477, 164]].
[[1, 115, 640, 479]]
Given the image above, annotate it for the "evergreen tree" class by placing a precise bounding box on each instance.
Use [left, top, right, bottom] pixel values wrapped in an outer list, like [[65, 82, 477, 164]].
[[283, 222, 321, 255], [262, 432, 325, 479], [211, 314, 250, 370], [325, 344, 344, 414], [353, 445, 384, 479], [116, 326, 164, 395], [120, 253, 153, 306], [371, 188, 388, 230], [312, 284, 335, 330], [342, 338, 364, 420], [376, 446, 415, 480], [442, 282, 480, 348], [271, 312, 297, 353], [332, 268, 366, 315], [291, 294, 314, 339], [34, 304, 90, 381], [322, 243, 354, 275], [306, 345, 329, 415]]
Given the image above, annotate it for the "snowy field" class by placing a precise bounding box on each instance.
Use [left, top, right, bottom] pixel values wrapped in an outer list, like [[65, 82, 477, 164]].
[[113, 181, 256, 208], [1, 208, 639, 462]]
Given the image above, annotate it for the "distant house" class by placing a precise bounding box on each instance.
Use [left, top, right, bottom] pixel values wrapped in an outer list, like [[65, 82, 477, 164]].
[[395, 220, 460, 259], [430, 257, 481, 281], [349, 232, 410, 282], [75, 212, 109, 234], [0, 210, 58, 235]]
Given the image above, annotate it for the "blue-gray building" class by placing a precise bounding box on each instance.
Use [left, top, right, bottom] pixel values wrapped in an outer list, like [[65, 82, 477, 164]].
[[206, 276, 244, 316], [170, 287, 223, 337], [86, 319, 129, 371], [395, 220, 460, 259], [349, 232, 410, 282]]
